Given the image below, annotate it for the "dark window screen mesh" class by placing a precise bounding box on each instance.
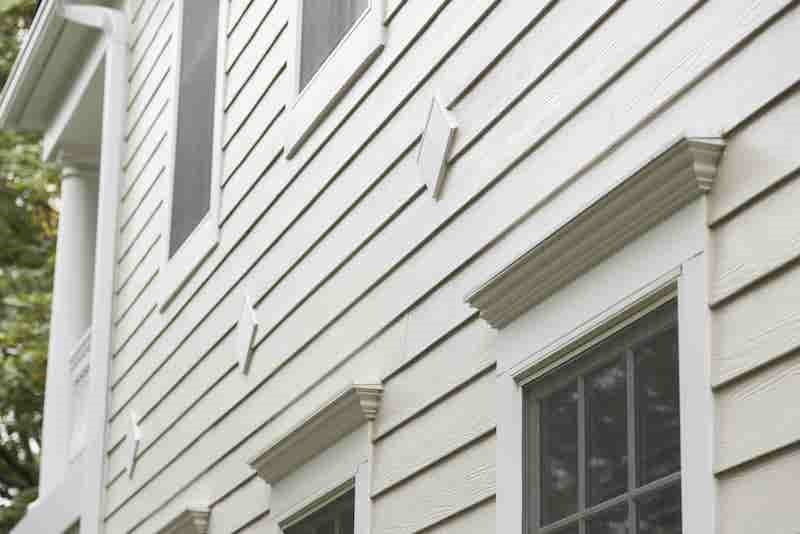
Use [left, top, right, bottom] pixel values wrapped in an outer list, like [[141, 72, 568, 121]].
[[300, 0, 368, 90], [284, 488, 355, 534], [169, 0, 219, 257]]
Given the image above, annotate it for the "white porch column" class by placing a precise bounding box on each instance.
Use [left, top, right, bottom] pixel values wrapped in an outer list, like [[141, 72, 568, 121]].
[[39, 163, 98, 497]]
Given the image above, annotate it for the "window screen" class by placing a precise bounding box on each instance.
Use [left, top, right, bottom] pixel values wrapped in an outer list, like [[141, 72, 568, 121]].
[[169, 0, 219, 257], [300, 0, 369, 90], [526, 302, 681, 534], [284, 487, 355, 534]]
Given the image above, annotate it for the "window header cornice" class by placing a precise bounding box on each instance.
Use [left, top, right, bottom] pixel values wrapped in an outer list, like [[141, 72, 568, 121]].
[[157, 508, 210, 534], [249, 383, 382, 485], [466, 137, 725, 329]]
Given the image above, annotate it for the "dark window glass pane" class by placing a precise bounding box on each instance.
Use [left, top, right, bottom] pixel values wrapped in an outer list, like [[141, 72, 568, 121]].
[[285, 488, 355, 534], [554, 525, 579, 534], [586, 504, 629, 534], [170, 1, 218, 256], [638, 484, 682, 534], [635, 321, 680, 485], [540, 382, 579, 525], [586, 359, 628, 506], [300, 0, 369, 89]]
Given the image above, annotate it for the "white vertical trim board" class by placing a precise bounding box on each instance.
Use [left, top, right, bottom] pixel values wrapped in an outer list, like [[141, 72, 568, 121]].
[[492, 200, 715, 534], [158, 0, 229, 311]]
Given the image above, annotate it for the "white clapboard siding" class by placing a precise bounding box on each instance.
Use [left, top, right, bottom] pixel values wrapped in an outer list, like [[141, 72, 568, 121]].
[[423, 498, 495, 534], [716, 351, 800, 473], [372, 434, 496, 534], [718, 446, 800, 534], [226, 0, 279, 73], [711, 172, 800, 306], [372, 369, 496, 495], [712, 261, 800, 387], [709, 87, 800, 225], [106, 4, 800, 524], [375, 319, 494, 438], [223, 28, 287, 146], [225, 0, 287, 108], [102, 0, 800, 530], [207, 477, 269, 534]]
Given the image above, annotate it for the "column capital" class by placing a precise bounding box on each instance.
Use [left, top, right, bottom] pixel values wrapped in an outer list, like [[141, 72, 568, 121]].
[[57, 143, 99, 178]]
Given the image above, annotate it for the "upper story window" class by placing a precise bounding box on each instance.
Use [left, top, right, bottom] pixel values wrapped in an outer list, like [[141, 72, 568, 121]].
[[285, 0, 385, 157], [169, 0, 220, 257], [160, 0, 226, 309], [525, 302, 681, 534], [299, 0, 368, 91]]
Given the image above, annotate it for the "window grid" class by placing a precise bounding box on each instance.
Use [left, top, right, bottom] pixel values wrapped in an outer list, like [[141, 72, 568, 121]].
[[526, 303, 680, 534]]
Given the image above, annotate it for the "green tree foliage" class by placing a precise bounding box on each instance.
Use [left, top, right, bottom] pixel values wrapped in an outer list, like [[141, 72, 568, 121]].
[[0, 0, 60, 530]]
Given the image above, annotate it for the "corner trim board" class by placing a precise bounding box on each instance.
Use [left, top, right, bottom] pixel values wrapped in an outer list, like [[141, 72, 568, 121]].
[[465, 136, 725, 329]]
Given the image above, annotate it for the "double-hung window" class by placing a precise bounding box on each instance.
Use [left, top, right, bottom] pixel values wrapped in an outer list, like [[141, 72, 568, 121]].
[[161, 0, 226, 308], [526, 302, 681, 534]]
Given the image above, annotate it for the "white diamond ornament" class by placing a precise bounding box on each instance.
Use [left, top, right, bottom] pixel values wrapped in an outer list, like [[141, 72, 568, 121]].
[[417, 94, 458, 200], [127, 411, 142, 478], [236, 295, 259, 375]]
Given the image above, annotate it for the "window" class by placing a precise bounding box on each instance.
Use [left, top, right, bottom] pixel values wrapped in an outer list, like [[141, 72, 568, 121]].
[[285, 0, 385, 157], [525, 302, 681, 534], [300, 0, 368, 90], [169, 0, 219, 256], [284, 486, 355, 534], [160, 0, 226, 309]]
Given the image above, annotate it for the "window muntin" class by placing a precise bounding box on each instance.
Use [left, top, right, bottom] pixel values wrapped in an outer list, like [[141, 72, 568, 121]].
[[299, 0, 369, 91], [526, 302, 680, 534], [284, 487, 355, 534], [169, 0, 220, 257]]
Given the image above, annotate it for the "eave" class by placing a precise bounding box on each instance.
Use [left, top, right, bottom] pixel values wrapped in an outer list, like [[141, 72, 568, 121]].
[[0, 0, 107, 133]]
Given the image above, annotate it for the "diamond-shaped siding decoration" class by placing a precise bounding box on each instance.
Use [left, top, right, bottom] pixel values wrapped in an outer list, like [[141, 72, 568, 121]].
[[236, 295, 259, 375], [417, 94, 458, 200], [127, 411, 141, 479]]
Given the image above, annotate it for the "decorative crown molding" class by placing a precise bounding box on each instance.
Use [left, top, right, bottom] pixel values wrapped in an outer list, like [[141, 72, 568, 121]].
[[466, 137, 725, 329], [157, 508, 210, 534], [249, 383, 383, 485]]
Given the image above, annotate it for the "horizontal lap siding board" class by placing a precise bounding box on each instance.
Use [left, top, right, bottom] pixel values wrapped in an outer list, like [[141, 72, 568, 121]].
[[718, 445, 800, 534], [709, 67, 800, 530], [104, 0, 800, 533]]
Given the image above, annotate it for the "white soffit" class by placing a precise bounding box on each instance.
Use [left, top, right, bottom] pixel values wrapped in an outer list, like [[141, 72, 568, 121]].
[[466, 137, 725, 329], [249, 383, 383, 485], [235, 294, 258, 375], [417, 94, 458, 200], [157, 508, 211, 534]]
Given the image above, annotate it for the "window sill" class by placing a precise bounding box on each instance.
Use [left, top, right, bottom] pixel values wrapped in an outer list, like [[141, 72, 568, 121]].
[[158, 213, 219, 312], [284, 0, 386, 159]]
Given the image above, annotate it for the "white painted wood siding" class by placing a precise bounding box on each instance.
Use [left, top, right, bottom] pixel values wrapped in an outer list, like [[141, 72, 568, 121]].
[[107, 0, 800, 532]]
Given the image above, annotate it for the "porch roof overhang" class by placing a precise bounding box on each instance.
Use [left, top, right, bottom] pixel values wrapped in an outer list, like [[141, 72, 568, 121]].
[[0, 1, 112, 160]]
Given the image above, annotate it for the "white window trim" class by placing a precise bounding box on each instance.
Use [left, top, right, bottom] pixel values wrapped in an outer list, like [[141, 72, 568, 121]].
[[159, 0, 228, 311], [492, 201, 716, 534], [284, 0, 386, 158]]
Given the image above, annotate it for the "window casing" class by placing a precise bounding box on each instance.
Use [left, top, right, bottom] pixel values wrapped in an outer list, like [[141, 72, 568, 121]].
[[525, 302, 681, 534], [299, 0, 369, 91], [160, 0, 227, 309], [285, 0, 385, 157]]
